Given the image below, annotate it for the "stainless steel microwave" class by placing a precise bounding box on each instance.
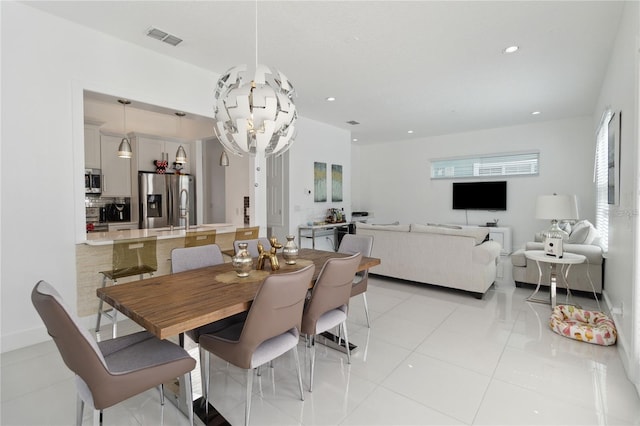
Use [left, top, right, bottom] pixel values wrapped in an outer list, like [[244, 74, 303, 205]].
[[85, 169, 102, 194]]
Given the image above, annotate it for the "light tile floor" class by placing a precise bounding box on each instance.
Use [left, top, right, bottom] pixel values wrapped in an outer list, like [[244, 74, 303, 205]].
[[2, 276, 639, 425]]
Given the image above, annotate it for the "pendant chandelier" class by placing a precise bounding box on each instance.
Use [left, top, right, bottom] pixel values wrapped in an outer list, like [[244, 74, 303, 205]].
[[117, 99, 133, 158], [213, 3, 297, 158]]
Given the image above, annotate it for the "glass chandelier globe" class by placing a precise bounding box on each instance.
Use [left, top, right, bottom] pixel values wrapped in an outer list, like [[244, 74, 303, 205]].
[[213, 64, 297, 158]]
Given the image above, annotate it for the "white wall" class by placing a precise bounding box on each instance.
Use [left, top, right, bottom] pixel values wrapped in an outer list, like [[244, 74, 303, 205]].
[[593, 0, 640, 394], [0, 2, 220, 351], [224, 153, 251, 228], [285, 117, 352, 251], [353, 116, 596, 250]]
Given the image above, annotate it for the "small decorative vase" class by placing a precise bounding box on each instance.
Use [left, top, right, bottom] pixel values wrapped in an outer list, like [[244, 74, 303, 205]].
[[232, 242, 253, 277], [282, 235, 299, 265]]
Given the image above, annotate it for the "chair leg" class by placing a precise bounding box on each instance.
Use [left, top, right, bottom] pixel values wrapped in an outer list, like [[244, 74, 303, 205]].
[[362, 293, 371, 328], [92, 409, 100, 426], [111, 309, 117, 339], [95, 276, 107, 333], [96, 276, 118, 339], [205, 351, 211, 414], [309, 335, 316, 392], [199, 346, 208, 407], [245, 369, 254, 426], [157, 384, 165, 405], [183, 371, 194, 426], [292, 346, 304, 401], [342, 321, 351, 364], [76, 394, 84, 426]]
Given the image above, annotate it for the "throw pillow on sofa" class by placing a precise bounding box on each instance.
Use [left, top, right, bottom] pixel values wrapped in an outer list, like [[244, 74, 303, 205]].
[[568, 220, 599, 244]]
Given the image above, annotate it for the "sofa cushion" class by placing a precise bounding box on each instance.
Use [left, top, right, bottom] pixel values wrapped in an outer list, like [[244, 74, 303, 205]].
[[426, 223, 463, 229], [511, 248, 527, 267], [356, 222, 410, 232], [568, 220, 599, 245], [410, 223, 489, 244]]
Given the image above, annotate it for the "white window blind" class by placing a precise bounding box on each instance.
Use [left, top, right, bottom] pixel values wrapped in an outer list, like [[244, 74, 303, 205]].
[[594, 110, 612, 251], [430, 152, 539, 179]]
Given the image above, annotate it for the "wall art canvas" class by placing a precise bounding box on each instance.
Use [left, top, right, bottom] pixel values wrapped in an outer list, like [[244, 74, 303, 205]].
[[608, 111, 621, 205], [314, 162, 327, 202], [331, 164, 343, 202]]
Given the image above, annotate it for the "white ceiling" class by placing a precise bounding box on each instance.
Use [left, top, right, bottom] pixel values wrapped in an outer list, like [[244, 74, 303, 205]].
[[27, 1, 624, 145]]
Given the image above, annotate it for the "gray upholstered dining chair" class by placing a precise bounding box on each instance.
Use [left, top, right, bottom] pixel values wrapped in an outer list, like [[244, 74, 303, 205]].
[[170, 243, 247, 404], [338, 234, 374, 327], [31, 280, 196, 426], [171, 243, 225, 273], [198, 264, 315, 426], [233, 237, 272, 258], [301, 253, 361, 392]]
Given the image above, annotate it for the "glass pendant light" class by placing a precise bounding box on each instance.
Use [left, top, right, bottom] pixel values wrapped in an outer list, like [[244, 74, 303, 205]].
[[174, 112, 187, 164], [175, 145, 187, 164], [219, 150, 230, 167], [117, 99, 133, 158]]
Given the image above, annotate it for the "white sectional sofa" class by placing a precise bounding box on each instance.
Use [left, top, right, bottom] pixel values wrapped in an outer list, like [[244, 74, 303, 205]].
[[356, 222, 502, 298]]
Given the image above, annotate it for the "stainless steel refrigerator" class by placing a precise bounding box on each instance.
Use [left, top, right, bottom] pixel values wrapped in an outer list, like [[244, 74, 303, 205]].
[[139, 172, 196, 229]]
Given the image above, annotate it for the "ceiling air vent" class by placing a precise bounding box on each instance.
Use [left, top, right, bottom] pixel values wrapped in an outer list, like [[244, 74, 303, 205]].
[[346, 120, 360, 125], [146, 27, 183, 46]]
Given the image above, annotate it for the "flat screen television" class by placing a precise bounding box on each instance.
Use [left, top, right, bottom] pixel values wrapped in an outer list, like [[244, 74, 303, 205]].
[[452, 181, 507, 211]]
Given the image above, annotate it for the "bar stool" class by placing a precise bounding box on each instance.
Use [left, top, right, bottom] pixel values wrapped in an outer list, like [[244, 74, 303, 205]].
[[234, 226, 259, 241], [222, 226, 260, 257], [96, 236, 158, 339], [185, 229, 216, 247]]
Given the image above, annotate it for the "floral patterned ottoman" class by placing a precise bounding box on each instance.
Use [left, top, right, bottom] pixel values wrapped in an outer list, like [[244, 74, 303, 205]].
[[549, 304, 617, 346]]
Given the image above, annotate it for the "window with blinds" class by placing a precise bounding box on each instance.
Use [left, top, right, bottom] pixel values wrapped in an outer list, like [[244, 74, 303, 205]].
[[430, 152, 539, 179], [594, 110, 612, 251]]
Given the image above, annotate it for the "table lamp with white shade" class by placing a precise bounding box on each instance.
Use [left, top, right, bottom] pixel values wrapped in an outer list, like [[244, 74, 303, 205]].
[[536, 194, 579, 257]]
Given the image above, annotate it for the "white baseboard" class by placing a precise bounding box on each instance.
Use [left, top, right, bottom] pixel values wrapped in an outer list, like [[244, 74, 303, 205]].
[[603, 291, 640, 399]]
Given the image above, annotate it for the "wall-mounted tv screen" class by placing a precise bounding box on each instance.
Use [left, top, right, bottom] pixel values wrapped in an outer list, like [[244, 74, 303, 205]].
[[452, 181, 507, 211]]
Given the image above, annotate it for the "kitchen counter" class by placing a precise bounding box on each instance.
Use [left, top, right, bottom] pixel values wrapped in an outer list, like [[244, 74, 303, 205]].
[[76, 223, 236, 317], [83, 223, 235, 246]]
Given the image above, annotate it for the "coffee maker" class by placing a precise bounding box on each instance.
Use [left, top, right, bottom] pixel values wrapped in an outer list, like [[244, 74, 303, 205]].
[[106, 199, 131, 222]]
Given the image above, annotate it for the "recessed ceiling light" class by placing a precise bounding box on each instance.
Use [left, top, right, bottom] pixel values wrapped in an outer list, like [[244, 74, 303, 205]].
[[503, 45, 519, 54], [352, 138, 358, 142], [407, 130, 414, 134], [346, 120, 360, 125], [326, 97, 336, 102], [531, 111, 541, 115]]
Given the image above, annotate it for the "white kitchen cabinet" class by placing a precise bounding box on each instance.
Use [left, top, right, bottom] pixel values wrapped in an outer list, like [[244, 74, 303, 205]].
[[489, 226, 512, 255], [84, 123, 101, 169], [132, 133, 191, 175], [100, 133, 132, 197]]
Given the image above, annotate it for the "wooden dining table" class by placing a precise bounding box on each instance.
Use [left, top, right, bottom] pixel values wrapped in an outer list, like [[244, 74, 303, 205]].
[[97, 248, 381, 340], [96, 248, 380, 426]]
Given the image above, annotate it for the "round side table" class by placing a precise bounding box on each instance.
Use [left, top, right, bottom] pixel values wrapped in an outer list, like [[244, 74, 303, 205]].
[[524, 250, 586, 309]]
